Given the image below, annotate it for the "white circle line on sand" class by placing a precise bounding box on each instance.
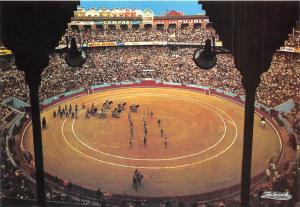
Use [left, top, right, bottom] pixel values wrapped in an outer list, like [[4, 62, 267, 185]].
[[69, 93, 229, 161], [213, 94, 283, 153]]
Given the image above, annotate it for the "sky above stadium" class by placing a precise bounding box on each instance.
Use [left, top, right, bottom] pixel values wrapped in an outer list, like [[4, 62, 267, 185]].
[[80, 1, 205, 16]]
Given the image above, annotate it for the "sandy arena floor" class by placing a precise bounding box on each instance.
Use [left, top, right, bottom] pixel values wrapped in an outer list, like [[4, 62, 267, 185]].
[[22, 87, 281, 197]]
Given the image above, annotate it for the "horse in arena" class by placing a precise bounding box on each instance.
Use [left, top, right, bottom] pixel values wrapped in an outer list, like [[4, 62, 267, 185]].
[[90, 107, 98, 115], [111, 108, 121, 118], [118, 102, 127, 111], [98, 108, 107, 118], [260, 116, 266, 127], [102, 100, 113, 110], [130, 104, 139, 112], [112, 111, 120, 118]]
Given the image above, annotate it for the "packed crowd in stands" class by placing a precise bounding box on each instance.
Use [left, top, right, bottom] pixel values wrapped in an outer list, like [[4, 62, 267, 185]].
[[0, 135, 35, 200], [257, 52, 300, 107], [1, 47, 299, 108], [1, 46, 245, 105], [0, 56, 15, 71], [61, 26, 215, 44], [285, 33, 300, 47], [284, 25, 300, 48]]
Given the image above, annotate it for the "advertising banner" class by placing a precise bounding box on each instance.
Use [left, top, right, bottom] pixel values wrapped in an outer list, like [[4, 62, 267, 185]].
[[117, 42, 125, 46], [154, 19, 205, 25], [0, 49, 13, 56], [215, 41, 223, 47], [167, 41, 222, 46], [95, 20, 142, 25], [132, 20, 142, 25], [124, 41, 167, 46], [279, 46, 296, 53], [87, 42, 117, 47], [71, 21, 95, 25], [167, 42, 203, 46], [56, 43, 88, 50]]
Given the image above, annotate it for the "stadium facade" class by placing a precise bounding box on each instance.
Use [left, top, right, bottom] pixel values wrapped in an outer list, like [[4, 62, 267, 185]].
[[70, 7, 209, 29]]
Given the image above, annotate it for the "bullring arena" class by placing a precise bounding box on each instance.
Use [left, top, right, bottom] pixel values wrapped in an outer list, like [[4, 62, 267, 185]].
[[20, 81, 282, 201]]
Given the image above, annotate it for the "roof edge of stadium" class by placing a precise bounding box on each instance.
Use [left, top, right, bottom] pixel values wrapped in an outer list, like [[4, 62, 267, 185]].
[[154, 15, 208, 20], [72, 16, 142, 21], [71, 14, 208, 21]]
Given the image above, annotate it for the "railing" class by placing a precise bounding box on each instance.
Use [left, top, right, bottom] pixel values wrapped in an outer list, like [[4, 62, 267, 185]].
[[41, 88, 86, 107]]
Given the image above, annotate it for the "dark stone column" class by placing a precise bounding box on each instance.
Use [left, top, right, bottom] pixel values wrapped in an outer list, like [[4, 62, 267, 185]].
[[240, 76, 260, 207], [18, 53, 48, 205], [28, 79, 45, 205]]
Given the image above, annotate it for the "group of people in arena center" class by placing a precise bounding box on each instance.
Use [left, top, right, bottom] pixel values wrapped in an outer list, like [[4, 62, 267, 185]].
[[53, 104, 79, 119], [128, 109, 168, 148]]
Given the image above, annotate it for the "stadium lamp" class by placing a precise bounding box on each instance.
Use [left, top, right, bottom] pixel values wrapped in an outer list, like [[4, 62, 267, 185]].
[[193, 38, 217, 70], [65, 37, 87, 67], [193, 37, 230, 70]]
